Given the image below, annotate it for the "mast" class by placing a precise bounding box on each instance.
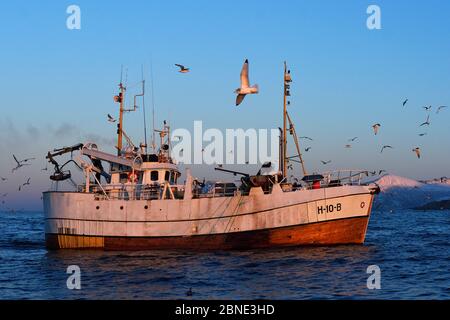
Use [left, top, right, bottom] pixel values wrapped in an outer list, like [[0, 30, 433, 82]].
[[282, 61, 290, 178], [282, 62, 307, 179], [115, 82, 126, 156]]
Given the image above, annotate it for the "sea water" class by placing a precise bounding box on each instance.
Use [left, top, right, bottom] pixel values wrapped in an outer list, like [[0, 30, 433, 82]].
[[0, 210, 448, 299]]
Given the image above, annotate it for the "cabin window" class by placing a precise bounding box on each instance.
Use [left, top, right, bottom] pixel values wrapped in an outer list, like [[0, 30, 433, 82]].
[[165, 171, 170, 181], [169, 172, 175, 184], [151, 171, 159, 181], [119, 173, 128, 183]]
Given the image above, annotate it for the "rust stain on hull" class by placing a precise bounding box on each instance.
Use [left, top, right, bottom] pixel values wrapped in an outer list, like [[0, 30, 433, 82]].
[[46, 216, 369, 250]]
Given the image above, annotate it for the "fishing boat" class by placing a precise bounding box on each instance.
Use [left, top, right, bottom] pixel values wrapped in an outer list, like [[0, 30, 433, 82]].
[[43, 62, 380, 250]]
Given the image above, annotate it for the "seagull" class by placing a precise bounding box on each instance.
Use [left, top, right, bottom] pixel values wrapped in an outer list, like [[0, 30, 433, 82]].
[[348, 137, 358, 142], [12, 155, 32, 173], [412, 147, 421, 159], [107, 114, 116, 122], [369, 171, 377, 176], [372, 123, 381, 135], [436, 106, 448, 114], [420, 115, 430, 127], [175, 64, 189, 73], [378, 170, 387, 175], [300, 136, 313, 141], [321, 160, 331, 165], [1, 177, 7, 182], [345, 144, 352, 149], [41, 165, 48, 171], [304, 147, 312, 152], [235, 59, 259, 106], [402, 98, 408, 107], [423, 105, 432, 111], [380, 145, 393, 153], [22, 178, 31, 186], [418, 133, 427, 137]]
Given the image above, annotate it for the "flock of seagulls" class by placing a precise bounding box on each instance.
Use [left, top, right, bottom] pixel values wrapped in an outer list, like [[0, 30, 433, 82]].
[[292, 98, 447, 171], [1, 154, 40, 212]]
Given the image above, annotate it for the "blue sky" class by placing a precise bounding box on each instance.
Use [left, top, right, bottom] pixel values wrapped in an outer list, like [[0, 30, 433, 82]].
[[1, 0, 450, 210]]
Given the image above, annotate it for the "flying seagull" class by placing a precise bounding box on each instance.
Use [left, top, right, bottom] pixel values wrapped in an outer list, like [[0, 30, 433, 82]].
[[175, 64, 189, 73], [348, 137, 358, 142], [1, 177, 7, 182], [380, 145, 393, 153], [420, 115, 430, 127], [304, 147, 312, 152], [107, 114, 116, 122], [402, 99, 408, 107], [423, 105, 432, 111], [436, 106, 448, 114], [321, 160, 331, 165], [418, 133, 427, 137], [412, 147, 421, 159], [12, 155, 32, 173], [372, 123, 381, 135], [22, 178, 31, 186], [345, 144, 352, 149], [300, 136, 313, 141], [235, 59, 259, 106], [378, 170, 387, 175]]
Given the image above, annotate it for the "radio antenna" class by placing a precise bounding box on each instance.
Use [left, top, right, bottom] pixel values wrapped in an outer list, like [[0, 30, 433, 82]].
[[141, 64, 148, 153], [150, 57, 156, 151]]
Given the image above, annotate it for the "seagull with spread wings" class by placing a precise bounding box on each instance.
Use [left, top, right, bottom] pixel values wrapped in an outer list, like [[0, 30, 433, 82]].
[[380, 145, 393, 153], [420, 115, 431, 127], [175, 64, 189, 73], [235, 59, 259, 106], [107, 114, 116, 122], [412, 147, 421, 159], [12, 155, 33, 173], [436, 106, 448, 114]]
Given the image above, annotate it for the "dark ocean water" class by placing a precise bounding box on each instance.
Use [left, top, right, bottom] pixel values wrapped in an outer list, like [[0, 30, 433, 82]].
[[0, 210, 449, 300]]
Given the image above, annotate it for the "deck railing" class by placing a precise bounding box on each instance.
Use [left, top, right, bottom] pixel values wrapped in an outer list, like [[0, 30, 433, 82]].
[[77, 170, 370, 200]]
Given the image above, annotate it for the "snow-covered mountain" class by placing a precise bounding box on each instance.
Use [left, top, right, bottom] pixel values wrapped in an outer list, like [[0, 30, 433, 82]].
[[372, 174, 450, 211]]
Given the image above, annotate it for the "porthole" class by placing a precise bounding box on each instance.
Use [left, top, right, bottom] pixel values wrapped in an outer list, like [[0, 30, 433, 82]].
[[96, 206, 100, 210], [144, 205, 148, 210]]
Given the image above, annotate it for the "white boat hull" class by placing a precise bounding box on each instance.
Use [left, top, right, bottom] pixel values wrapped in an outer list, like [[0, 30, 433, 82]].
[[44, 184, 377, 250]]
